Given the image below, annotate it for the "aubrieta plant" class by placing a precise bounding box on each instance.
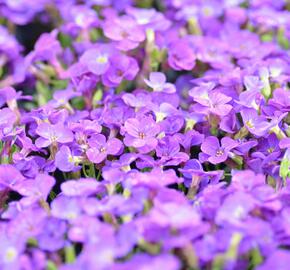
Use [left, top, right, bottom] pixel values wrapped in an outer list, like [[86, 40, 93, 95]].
[[0, 0, 289, 269]]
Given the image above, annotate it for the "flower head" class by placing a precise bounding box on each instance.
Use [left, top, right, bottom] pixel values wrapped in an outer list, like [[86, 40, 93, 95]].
[[201, 136, 238, 164]]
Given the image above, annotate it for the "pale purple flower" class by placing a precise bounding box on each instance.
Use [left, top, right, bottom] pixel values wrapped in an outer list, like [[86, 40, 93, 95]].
[[240, 108, 270, 137], [168, 40, 196, 71], [122, 92, 152, 109], [215, 192, 256, 225], [144, 72, 176, 93], [61, 178, 100, 197], [0, 165, 24, 192], [126, 7, 171, 31], [190, 90, 232, 116], [201, 136, 238, 164], [0, 108, 17, 139], [51, 195, 82, 220], [80, 45, 113, 75], [103, 15, 145, 51], [37, 217, 67, 252], [113, 254, 180, 270], [86, 134, 123, 163], [123, 115, 160, 152], [0, 224, 25, 269], [35, 122, 74, 148], [124, 168, 181, 189], [156, 136, 189, 166], [102, 54, 139, 87], [13, 174, 55, 206], [257, 250, 290, 270], [55, 145, 82, 172]]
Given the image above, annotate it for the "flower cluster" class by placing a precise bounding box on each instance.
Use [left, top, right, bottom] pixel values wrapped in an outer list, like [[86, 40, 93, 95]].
[[0, 0, 289, 269]]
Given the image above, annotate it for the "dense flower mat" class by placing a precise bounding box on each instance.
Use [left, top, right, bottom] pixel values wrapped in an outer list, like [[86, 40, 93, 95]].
[[0, 0, 290, 269]]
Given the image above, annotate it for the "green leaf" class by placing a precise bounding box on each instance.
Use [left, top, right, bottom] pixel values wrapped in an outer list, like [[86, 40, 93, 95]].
[[280, 154, 290, 184], [36, 81, 52, 106], [71, 97, 85, 110], [92, 89, 103, 107], [58, 33, 72, 48], [46, 261, 58, 270], [65, 245, 76, 264]]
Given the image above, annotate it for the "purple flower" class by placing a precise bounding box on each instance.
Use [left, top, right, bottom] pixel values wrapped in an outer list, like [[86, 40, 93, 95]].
[[269, 88, 290, 112], [201, 136, 238, 164], [179, 159, 223, 190], [80, 45, 113, 75], [26, 30, 61, 64], [65, 5, 98, 29], [103, 15, 145, 51], [122, 92, 152, 109], [35, 122, 74, 148], [61, 178, 100, 197], [102, 54, 139, 87], [55, 145, 82, 172], [190, 89, 232, 116], [123, 115, 160, 153], [174, 130, 204, 152], [124, 168, 180, 189], [0, 224, 25, 269], [13, 174, 55, 206], [144, 72, 176, 93], [126, 7, 171, 31], [148, 200, 201, 229], [113, 254, 180, 270], [257, 250, 290, 270], [156, 136, 189, 166], [240, 108, 270, 137], [168, 40, 196, 71], [0, 165, 24, 192], [51, 195, 82, 220], [67, 62, 98, 93], [37, 217, 67, 252], [0, 108, 17, 139], [215, 191, 256, 225], [86, 134, 123, 164]]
